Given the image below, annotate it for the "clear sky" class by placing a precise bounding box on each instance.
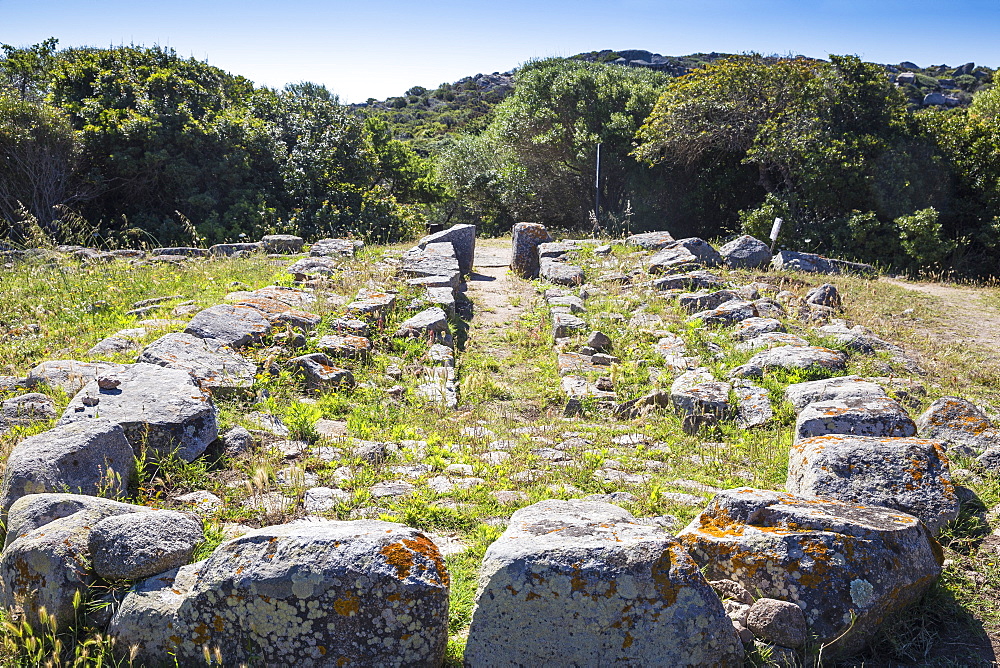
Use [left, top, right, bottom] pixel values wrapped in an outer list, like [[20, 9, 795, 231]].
[[4, 0, 1000, 102]]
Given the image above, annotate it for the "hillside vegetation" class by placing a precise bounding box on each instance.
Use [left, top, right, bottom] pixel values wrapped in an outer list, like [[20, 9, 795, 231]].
[[2, 40, 1000, 276]]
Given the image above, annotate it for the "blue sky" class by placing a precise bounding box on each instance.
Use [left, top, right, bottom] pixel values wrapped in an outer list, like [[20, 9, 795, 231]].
[[4, 0, 1000, 102]]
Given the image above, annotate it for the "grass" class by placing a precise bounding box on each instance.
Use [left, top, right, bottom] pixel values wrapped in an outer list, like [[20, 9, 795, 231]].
[[0, 239, 999, 665]]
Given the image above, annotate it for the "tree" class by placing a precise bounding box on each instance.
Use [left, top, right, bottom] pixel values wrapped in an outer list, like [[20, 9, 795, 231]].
[[0, 37, 58, 100]]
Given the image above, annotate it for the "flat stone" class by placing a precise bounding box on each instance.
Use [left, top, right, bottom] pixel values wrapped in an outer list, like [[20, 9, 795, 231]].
[[395, 307, 449, 338], [137, 332, 257, 396], [736, 332, 809, 351], [734, 380, 772, 428], [346, 288, 397, 318], [730, 345, 847, 379], [184, 304, 272, 347], [678, 488, 942, 659], [465, 499, 743, 667], [208, 242, 263, 256], [317, 334, 371, 358], [688, 299, 757, 326], [309, 238, 361, 257], [651, 270, 725, 291], [625, 230, 675, 250], [27, 360, 130, 395], [678, 289, 741, 314], [552, 312, 587, 339], [787, 434, 960, 534], [59, 364, 217, 462], [784, 376, 888, 411], [252, 285, 316, 307], [794, 396, 916, 442], [648, 238, 723, 273], [670, 368, 732, 418], [288, 353, 355, 392], [539, 258, 584, 286], [236, 295, 321, 330], [416, 224, 476, 274], [87, 328, 147, 356]]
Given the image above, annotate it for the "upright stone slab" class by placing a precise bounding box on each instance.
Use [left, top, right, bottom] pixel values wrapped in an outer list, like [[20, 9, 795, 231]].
[[416, 224, 476, 274], [511, 223, 553, 279], [108, 520, 450, 666], [465, 500, 743, 667], [787, 434, 959, 534], [0, 419, 135, 524], [184, 304, 272, 347], [261, 234, 304, 253], [59, 363, 218, 462], [138, 332, 257, 396], [678, 488, 943, 659]]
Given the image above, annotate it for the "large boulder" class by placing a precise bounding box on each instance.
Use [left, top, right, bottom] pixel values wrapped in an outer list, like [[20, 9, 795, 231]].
[[261, 234, 304, 253], [784, 375, 888, 411], [729, 345, 847, 379], [787, 434, 959, 534], [137, 332, 257, 396], [184, 304, 272, 348], [510, 222, 553, 278], [670, 368, 732, 418], [416, 224, 476, 274], [27, 360, 129, 395], [794, 396, 916, 442], [648, 238, 723, 273], [108, 520, 450, 666], [89, 510, 204, 581], [59, 363, 218, 462], [916, 397, 999, 454], [719, 235, 772, 269], [465, 499, 743, 667], [309, 238, 362, 257], [539, 257, 585, 286], [678, 488, 943, 659], [0, 419, 134, 526]]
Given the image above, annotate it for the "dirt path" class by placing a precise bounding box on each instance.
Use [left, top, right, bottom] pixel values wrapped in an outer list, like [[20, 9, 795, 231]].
[[881, 277, 1000, 349], [464, 241, 532, 329]]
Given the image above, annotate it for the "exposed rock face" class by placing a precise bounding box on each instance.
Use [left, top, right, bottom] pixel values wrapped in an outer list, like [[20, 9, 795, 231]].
[[288, 353, 356, 392], [416, 224, 476, 275], [138, 332, 257, 396], [677, 488, 943, 659], [511, 222, 553, 278], [784, 375, 888, 411], [108, 520, 450, 666], [916, 397, 999, 454], [787, 434, 959, 534], [0, 419, 135, 525], [719, 235, 772, 269], [648, 238, 723, 273], [4, 493, 148, 549], [626, 230, 675, 250], [729, 345, 847, 378], [286, 256, 341, 278], [465, 500, 743, 667], [794, 396, 917, 442], [59, 363, 218, 462], [27, 360, 130, 395], [89, 510, 204, 581], [261, 234, 304, 253], [184, 304, 272, 347]]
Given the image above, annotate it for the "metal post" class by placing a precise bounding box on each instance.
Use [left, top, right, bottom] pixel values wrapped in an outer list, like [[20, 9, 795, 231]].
[[594, 142, 601, 225]]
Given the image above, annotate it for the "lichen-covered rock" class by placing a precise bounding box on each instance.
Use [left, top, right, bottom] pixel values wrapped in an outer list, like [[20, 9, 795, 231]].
[[346, 288, 397, 318], [651, 270, 725, 291], [547, 294, 586, 313], [720, 235, 772, 269], [1, 392, 56, 425], [784, 375, 888, 411], [746, 598, 808, 649], [736, 332, 809, 351], [416, 224, 476, 274], [138, 332, 257, 396], [184, 304, 272, 347], [787, 435, 959, 534], [251, 285, 317, 308], [677, 488, 943, 659], [626, 230, 675, 250], [59, 363, 218, 462], [648, 238, 723, 273], [395, 307, 449, 338], [4, 493, 148, 550], [735, 380, 773, 428], [688, 299, 757, 326], [771, 251, 876, 276], [317, 333, 371, 358], [670, 368, 732, 418], [286, 256, 341, 278], [108, 520, 450, 666], [731, 317, 785, 341], [309, 238, 362, 257], [916, 397, 999, 454], [89, 510, 204, 581], [511, 223, 553, 278], [27, 359, 130, 395], [465, 499, 743, 667], [794, 396, 916, 442], [288, 353, 356, 392], [236, 295, 322, 330], [208, 242, 263, 256], [815, 323, 897, 353], [729, 345, 847, 379], [552, 312, 587, 339], [0, 419, 135, 526]]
